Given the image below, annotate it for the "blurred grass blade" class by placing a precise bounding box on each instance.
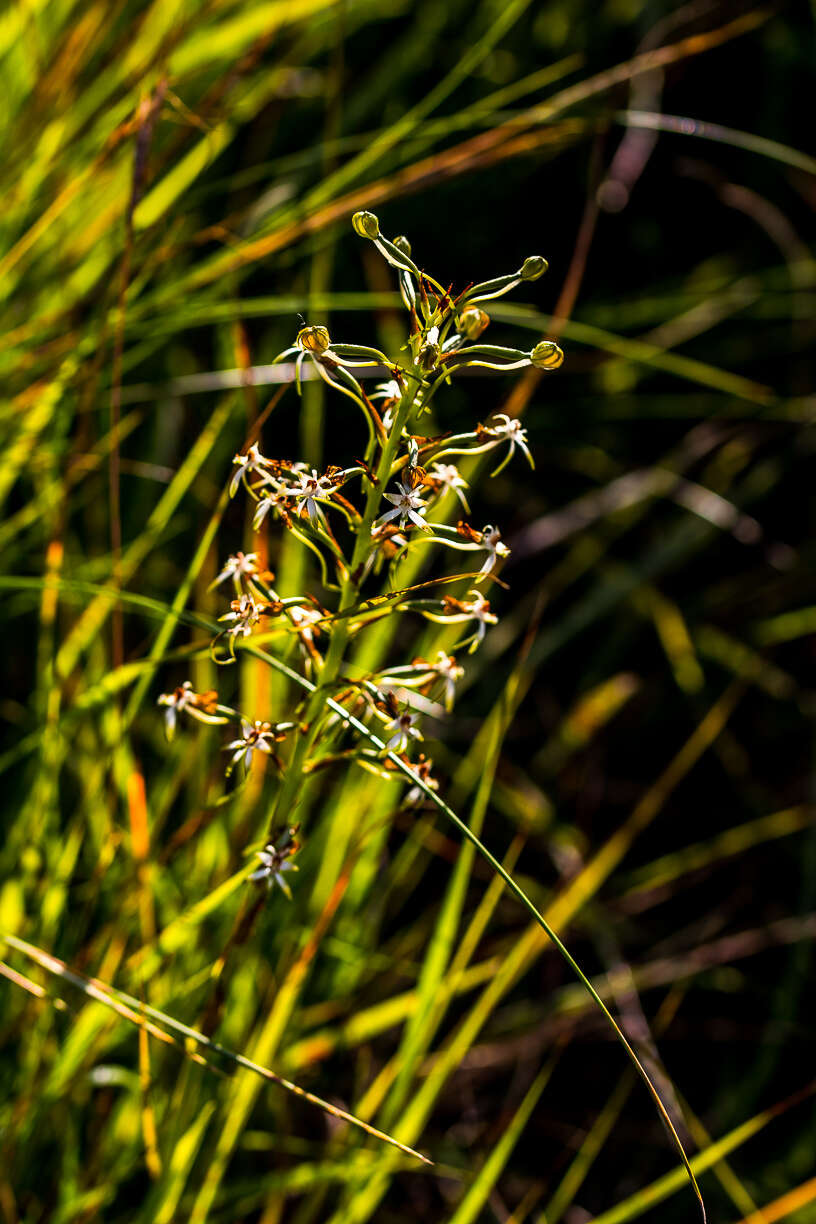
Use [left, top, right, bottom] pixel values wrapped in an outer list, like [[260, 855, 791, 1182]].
[[447, 1054, 560, 1224], [149, 1102, 216, 1224], [2, 934, 432, 1166], [309, 695, 708, 1220], [734, 1176, 816, 1224], [620, 111, 816, 177], [589, 1080, 816, 1224]]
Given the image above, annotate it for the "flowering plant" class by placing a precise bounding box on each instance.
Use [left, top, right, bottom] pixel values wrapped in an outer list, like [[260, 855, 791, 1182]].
[[153, 213, 702, 1212], [159, 210, 563, 891]]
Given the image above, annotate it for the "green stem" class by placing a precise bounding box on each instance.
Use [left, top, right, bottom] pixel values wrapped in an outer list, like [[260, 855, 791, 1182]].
[[269, 377, 419, 829], [329, 696, 705, 1223], [249, 638, 705, 1223]]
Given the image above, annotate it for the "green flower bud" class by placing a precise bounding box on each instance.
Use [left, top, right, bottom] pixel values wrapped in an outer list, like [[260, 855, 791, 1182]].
[[530, 340, 564, 370], [352, 211, 380, 239], [520, 256, 548, 281], [297, 325, 331, 354], [456, 307, 490, 340], [393, 235, 412, 256]]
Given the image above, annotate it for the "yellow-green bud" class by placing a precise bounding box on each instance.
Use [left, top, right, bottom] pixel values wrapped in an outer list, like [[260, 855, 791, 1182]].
[[297, 324, 331, 354], [530, 340, 564, 370], [393, 235, 411, 255], [352, 210, 380, 239], [456, 307, 490, 340], [520, 255, 548, 281]]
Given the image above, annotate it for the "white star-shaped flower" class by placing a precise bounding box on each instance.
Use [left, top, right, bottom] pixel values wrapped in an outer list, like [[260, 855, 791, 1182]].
[[290, 469, 335, 521], [463, 592, 497, 642], [384, 710, 423, 753], [439, 590, 498, 648], [219, 592, 265, 638], [157, 683, 225, 740], [403, 756, 439, 807], [215, 552, 260, 586], [250, 853, 296, 896], [478, 524, 510, 576], [374, 481, 430, 532], [249, 828, 300, 898], [224, 720, 279, 771], [431, 651, 464, 708], [486, 413, 533, 471], [230, 443, 271, 497], [157, 681, 196, 738], [253, 488, 290, 530], [429, 462, 469, 511]]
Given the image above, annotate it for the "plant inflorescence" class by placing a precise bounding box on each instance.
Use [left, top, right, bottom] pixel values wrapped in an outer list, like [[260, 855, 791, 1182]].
[[159, 210, 563, 890], [155, 214, 704, 1218]]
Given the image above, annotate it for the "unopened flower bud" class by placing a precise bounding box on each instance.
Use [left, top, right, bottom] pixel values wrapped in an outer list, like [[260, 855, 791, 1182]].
[[456, 307, 490, 340], [530, 340, 564, 370], [520, 255, 548, 281], [297, 324, 331, 354], [352, 210, 380, 239], [393, 235, 412, 255]]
